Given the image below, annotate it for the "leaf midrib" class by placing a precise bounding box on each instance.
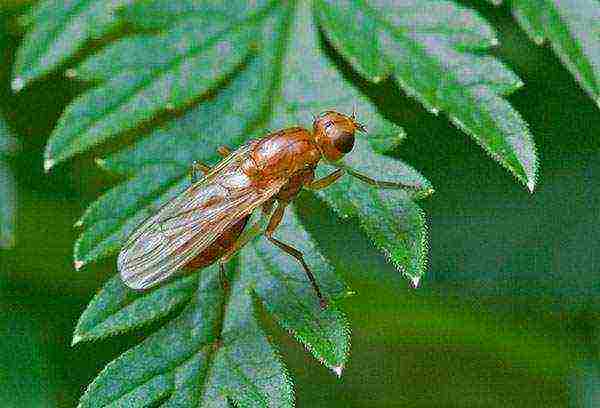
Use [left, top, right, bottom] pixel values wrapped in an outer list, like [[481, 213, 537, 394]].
[[196, 265, 240, 406]]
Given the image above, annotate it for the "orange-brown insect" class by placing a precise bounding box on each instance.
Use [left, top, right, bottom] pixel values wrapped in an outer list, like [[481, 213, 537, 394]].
[[118, 110, 417, 308]]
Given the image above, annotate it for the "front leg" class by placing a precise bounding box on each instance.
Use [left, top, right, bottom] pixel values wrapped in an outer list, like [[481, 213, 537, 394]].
[[306, 169, 343, 191], [335, 163, 421, 190]]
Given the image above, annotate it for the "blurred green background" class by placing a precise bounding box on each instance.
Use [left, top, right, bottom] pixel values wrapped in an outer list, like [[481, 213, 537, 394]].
[[1, 1, 599, 407]]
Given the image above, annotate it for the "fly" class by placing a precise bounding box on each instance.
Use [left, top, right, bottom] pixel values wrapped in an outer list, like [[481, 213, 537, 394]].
[[118, 110, 420, 308]]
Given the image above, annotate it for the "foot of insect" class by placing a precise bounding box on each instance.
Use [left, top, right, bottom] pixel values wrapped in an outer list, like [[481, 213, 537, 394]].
[[319, 298, 328, 310]]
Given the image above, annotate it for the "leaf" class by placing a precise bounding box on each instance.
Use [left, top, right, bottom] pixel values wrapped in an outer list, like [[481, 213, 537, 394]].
[[510, 0, 600, 107], [73, 8, 284, 266], [12, 0, 134, 91], [0, 116, 18, 248], [66, 3, 355, 405], [316, 0, 538, 191]]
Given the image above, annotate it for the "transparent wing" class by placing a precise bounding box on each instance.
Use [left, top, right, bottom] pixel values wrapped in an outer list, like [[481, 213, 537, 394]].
[[118, 142, 286, 289]]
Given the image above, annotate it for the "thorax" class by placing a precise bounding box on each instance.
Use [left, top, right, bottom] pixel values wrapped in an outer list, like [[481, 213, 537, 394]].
[[242, 127, 322, 184]]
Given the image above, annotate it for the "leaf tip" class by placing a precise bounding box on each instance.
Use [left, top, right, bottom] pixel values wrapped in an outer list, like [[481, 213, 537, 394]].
[[74, 259, 85, 270], [71, 333, 84, 346], [65, 68, 78, 79], [527, 179, 535, 193], [11, 77, 25, 93], [94, 157, 106, 169], [332, 365, 344, 378], [410, 276, 421, 288], [44, 158, 55, 172], [74, 219, 84, 228]]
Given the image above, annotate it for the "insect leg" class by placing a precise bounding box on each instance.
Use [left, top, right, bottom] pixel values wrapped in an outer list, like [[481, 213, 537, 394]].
[[306, 169, 344, 191], [336, 164, 420, 190], [217, 146, 232, 158], [190, 161, 211, 183], [219, 261, 229, 291], [265, 202, 327, 309]]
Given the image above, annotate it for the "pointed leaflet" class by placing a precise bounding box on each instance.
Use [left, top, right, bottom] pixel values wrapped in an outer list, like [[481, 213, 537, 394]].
[[72, 273, 197, 344], [44, 1, 272, 169], [317, 0, 538, 191], [0, 117, 18, 248], [12, 0, 134, 90], [510, 0, 600, 107], [262, 0, 431, 282], [317, 140, 430, 282]]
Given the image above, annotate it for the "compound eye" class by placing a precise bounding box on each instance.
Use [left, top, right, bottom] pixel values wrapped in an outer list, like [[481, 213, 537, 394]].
[[333, 131, 355, 153]]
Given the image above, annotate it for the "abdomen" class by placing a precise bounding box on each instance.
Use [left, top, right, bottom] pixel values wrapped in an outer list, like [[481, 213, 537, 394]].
[[184, 215, 250, 270]]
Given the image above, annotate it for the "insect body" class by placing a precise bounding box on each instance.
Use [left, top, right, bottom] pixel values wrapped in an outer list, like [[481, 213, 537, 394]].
[[118, 110, 416, 308]]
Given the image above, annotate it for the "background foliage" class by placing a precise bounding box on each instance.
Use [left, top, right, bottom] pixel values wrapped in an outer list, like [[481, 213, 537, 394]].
[[1, 0, 599, 407]]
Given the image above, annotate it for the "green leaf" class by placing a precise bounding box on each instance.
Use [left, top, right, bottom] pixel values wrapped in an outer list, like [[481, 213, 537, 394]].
[[0, 116, 18, 248], [510, 0, 600, 107], [241, 208, 351, 373], [316, 0, 538, 191], [12, 0, 134, 91], [72, 17, 283, 266], [67, 3, 354, 404], [78, 264, 295, 408]]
